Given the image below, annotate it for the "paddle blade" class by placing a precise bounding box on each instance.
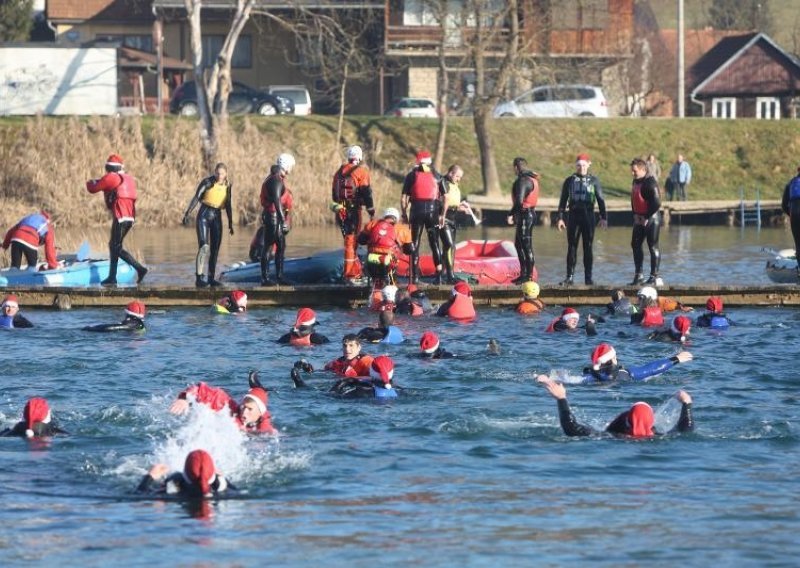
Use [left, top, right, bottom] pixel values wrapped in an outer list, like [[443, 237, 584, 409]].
[[76, 241, 91, 261]]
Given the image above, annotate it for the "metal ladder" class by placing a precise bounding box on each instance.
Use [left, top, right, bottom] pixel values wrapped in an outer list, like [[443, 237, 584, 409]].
[[739, 187, 761, 229]]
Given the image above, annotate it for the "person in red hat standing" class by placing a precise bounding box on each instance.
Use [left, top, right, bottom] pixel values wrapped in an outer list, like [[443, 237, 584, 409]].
[[555, 153, 607, 285], [137, 449, 235, 497], [0, 294, 33, 328], [86, 154, 147, 286], [1, 397, 68, 437], [401, 150, 444, 284], [435, 279, 476, 320], [538, 376, 695, 438], [696, 296, 732, 329], [648, 314, 692, 343], [578, 342, 693, 384], [215, 290, 248, 314], [629, 157, 662, 285], [545, 307, 597, 335], [2, 210, 59, 270], [83, 301, 146, 332], [418, 330, 454, 359], [277, 307, 330, 345], [506, 157, 540, 285]]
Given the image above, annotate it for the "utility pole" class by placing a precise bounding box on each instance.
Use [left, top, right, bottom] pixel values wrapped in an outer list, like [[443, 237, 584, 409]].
[[677, 0, 685, 117]]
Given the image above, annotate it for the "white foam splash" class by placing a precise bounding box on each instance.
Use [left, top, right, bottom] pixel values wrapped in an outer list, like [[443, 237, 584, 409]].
[[654, 396, 682, 433]]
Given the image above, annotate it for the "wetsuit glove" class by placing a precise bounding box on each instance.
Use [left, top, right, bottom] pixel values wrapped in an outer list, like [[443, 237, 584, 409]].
[[281, 223, 290, 235], [330, 203, 344, 213]]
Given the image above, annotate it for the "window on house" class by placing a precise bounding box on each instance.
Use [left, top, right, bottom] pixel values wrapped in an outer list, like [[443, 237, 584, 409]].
[[403, 0, 438, 25], [201, 35, 252, 69], [756, 97, 780, 119], [97, 34, 153, 52], [552, 0, 609, 30], [712, 97, 736, 119]]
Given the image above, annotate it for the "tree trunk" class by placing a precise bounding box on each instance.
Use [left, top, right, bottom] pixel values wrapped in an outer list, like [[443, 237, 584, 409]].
[[434, 33, 449, 172], [473, 105, 501, 196], [335, 59, 350, 156], [185, 0, 216, 169], [216, 0, 254, 118]]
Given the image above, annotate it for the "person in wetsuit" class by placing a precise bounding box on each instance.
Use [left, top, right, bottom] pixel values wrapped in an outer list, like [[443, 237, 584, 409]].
[[629, 157, 662, 285], [0, 294, 33, 329], [136, 449, 236, 497], [438, 165, 465, 284], [85, 154, 147, 286], [435, 279, 476, 320], [395, 283, 432, 316], [419, 330, 455, 359], [539, 376, 694, 437], [292, 355, 398, 399], [506, 157, 540, 285], [515, 281, 545, 315], [277, 307, 330, 345], [545, 307, 597, 336], [556, 153, 607, 285], [357, 309, 405, 344], [182, 163, 234, 288], [0, 397, 68, 438], [648, 315, 692, 344], [781, 166, 800, 278], [606, 290, 634, 316], [578, 342, 692, 384], [260, 153, 295, 286], [324, 334, 374, 378], [215, 290, 248, 314], [82, 300, 146, 332], [401, 150, 443, 284], [696, 296, 733, 329], [1, 210, 59, 270], [358, 208, 414, 289]]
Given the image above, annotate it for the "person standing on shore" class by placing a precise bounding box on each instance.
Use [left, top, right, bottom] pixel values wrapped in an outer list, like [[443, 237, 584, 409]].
[[1, 210, 59, 270], [182, 163, 233, 288], [556, 153, 607, 286], [668, 154, 692, 201], [646, 153, 661, 183], [629, 158, 662, 285], [85, 154, 147, 286], [401, 150, 443, 284], [331, 145, 375, 285], [260, 153, 295, 286], [506, 157, 540, 285], [781, 166, 800, 278]]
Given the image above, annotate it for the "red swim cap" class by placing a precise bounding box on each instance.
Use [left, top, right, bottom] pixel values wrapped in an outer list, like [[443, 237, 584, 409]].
[[628, 402, 655, 437], [706, 296, 723, 313], [184, 449, 215, 495], [23, 397, 50, 437]]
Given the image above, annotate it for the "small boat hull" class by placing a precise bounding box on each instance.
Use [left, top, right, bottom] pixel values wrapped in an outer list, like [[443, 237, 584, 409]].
[[0, 259, 136, 287], [221, 249, 344, 284], [765, 249, 798, 284]]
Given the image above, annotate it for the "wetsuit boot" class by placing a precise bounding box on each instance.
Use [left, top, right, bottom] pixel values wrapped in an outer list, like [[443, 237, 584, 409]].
[[260, 255, 274, 286], [195, 274, 208, 288], [559, 272, 574, 286], [585, 271, 594, 286], [101, 249, 119, 286], [276, 255, 292, 285], [629, 273, 644, 285]]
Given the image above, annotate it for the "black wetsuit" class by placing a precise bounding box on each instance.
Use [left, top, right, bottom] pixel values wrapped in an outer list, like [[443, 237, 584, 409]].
[[1, 313, 34, 328], [781, 174, 800, 272], [438, 176, 461, 282], [550, 318, 598, 336], [696, 312, 733, 328], [108, 219, 145, 282], [509, 170, 538, 282], [419, 347, 455, 359], [184, 175, 233, 286], [558, 173, 606, 284], [357, 326, 388, 343], [83, 315, 145, 332], [555, 398, 694, 437], [647, 329, 685, 343], [631, 175, 662, 281], [403, 165, 443, 283], [605, 298, 634, 316], [136, 472, 234, 497], [0, 421, 67, 437], [396, 292, 432, 315], [260, 166, 289, 285]]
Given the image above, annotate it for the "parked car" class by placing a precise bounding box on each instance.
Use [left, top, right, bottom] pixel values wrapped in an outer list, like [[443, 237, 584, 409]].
[[493, 85, 608, 118], [265, 85, 312, 115], [169, 81, 294, 116], [385, 97, 438, 118]]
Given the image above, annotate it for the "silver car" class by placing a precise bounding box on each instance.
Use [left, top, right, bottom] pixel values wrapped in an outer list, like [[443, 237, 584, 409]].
[[493, 85, 609, 118], [385, 98, 438, 118]]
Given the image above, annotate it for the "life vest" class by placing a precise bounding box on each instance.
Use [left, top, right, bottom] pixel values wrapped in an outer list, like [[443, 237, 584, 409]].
[[568, 175, 597, 205], [447, 293, 476, 320], [114, 173, 137, 201], [409, 301, 424, 316], [289, 332, 312, 346], [328, 354, 373, 378], [333, 164, 359, 202], [367, 220, 398, 254], [521, 174, 540, 209], [261, 174, 286, 214], [201, 182, 228, 208], [381, 325, 404, 344], [789, 176, 800, 201], [18, 214, 49, 238], [631, 180, 649, 215], [410, 168, 438, 201], [241, 412, 275, 434], [281, 188, 293, 210], [0, 315, 15, 329], [640, 306, 664, 327], [708, 315, 730, 330], [444, 181, 462, 209], [516, 299, 543, 315]]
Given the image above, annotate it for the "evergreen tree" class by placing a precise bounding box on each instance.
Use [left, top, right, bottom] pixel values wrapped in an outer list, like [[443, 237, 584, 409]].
[[0, 0, 34, 42]]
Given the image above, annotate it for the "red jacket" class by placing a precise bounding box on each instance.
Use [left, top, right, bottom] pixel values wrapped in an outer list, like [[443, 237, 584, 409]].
[[86, 172, 137, 221], [179, 382, 275, 434], [2, 217, 58, 269]]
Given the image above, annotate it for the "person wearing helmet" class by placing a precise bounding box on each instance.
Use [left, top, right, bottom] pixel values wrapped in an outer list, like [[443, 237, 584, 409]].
[[629, 157, 662, 285], [556, 153, 607, 286], [215, 290, 248, 314], [331, 145, 375, 285], [538, 376, 694, 437], [515, 280, 545, 315], [0, 294, 34, 329], [2, 211, 59, 270], [85, 154, 148, 286], [182, 163, 233, 288], [506, 157, 540, 285], [357, 309, 405, 344], [577, 342, 693, 384], [401, 150, 444, 284], [630, 286, 664, 327], [82, 301, 146, 332], [357, 207, 414, 290], [438, 165, 466, 284], [259, 153, 295, 285]]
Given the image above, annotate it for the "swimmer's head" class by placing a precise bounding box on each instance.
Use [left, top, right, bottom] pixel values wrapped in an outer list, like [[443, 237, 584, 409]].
[[2, 294, 19, 316], [369, 355, 394, 386], [23, 397, 51, 438], [561, 307, 580, 329], [521, 281, 540, 299], [240, 387, 268, 425], [671, 315, 691, 342], [706, 296, 723, 314], [628, 402, 655, 438], [379, 309, 395, 328], [230, 290, 247, 312], [293, 307, 316, 331], [487, 338, 501, 355], [420, 331, 440, 354], [341, 333, 362, 359], [591, 343, 617, 370], [183, 450, 217, 496], [611, 289, 625, 302], [125, 300, 146, 320]]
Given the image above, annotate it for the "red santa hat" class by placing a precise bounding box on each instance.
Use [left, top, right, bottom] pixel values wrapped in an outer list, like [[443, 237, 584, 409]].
[[671, 315, 691, 341], [230, 290, 248, 311], [294, 307, 317, 329], [576, 153, 591, 165], [407, 283, 419, 294], [2, 294, 19, 309], [706, 296, 723, 313], [591, 343, 617, 370], [242, 387, 268, 415], [628, 402, 655, 438], [452, 280, 472, 297], [369, 355, 395, 385], [106, 154, 124, 167], [419, 331, 440, 354], [125, 301, 146, 320], [561, 307, 580, 322], [415, 150, 432, 165], [183, 449, 216, 495], [23, 397, 51, 438]]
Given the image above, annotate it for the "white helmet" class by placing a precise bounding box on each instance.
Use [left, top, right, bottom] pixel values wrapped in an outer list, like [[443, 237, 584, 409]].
[[383, 207, 400, 221], [637, 286, 658, 301], [277, 153, 295, 174], [381, 285, 398, 303], [347, 145, 363, 162]]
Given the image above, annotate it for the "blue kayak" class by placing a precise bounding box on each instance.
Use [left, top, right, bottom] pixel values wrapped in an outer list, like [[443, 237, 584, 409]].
[[0, 258, 136, 287], [221, 249, 345, 284]]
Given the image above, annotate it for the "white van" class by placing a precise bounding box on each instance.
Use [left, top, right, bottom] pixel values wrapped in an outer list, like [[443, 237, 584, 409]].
[[265, 85, 312, 115], [493, 85, 608, 118]]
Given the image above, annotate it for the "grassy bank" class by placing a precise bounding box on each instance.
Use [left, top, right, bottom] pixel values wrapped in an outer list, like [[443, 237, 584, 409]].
[[0, 115, 798, 235]]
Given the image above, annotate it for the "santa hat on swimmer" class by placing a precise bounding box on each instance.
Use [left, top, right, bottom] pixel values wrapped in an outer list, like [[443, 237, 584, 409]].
[[561, 307, 580, 323], [626, 402, 656, 438], [419, 331, 440, 354], [183, 449, 220, 496], [293, 307, 317, 330], [369, 355, 395, 386], [576, 153, 591, 166], [125, 301, 146, 320], [230, 290, 248, 312], [23, 397, 52, 438], [242, 387, 268, 416], [105, 153, 124, 172], [671, 315, 691, 342], [591, 343, 617, 370], [451, 280, 472, 297], [416, 150, 432, 166], [706, 296, 723, 314], [2, 294, 19, 309]]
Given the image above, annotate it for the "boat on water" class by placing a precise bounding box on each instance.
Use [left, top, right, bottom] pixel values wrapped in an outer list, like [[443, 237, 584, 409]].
[[220, 249, 345, 284], [0, 256, 136, 287], [765, 249, 798, 284]]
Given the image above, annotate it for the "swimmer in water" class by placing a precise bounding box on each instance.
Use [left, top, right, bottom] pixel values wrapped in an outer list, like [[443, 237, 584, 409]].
[[418, 330, 455, 359], [358, 309, 405, 344], [215, 290, 247, 314], [323, 335, 374, 378], [435, 280, 476, 320], [515, 281, 545, 315], [579, 342, 692, 384], [0, 294, 33, 329], [487, 338, 501, 355], [82, 301, 146, 332], [0, 397, 68, 438], [538, 375, 694, 437], [292, 356, 398, 399], [395, 283, 431, 316], [277, 308, 330, 345], [136, 449, 236, 497], [695, 296, 733, 329], [545, 307, 598, 336], [605, 289, 634, 316], [648, 315, 692, 344]]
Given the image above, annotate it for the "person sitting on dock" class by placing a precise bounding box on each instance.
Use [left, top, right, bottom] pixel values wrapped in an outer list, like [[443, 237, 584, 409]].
[[215, 290, 248, 314], [418, 331, 455, 359], [358, 309, 405, 344], [648, 315, 692, 344], [695, 296, 732, 329], [136, 449, 236, 498], [277, 308, 330, 346], [83, 301, 146, 332], [605, 289, 634, 316], [1, 210, 60, 270], [0, 294, 34, 329], [538, 376, 694, 438], [324, 334, 374, 378], [515, 281, 545, 315], [436, 279, 476, 320], [545, 307, 597, 336], [630, 286, 664, 327], [1, 397, 68, 438], [578, 342, 692, 384]]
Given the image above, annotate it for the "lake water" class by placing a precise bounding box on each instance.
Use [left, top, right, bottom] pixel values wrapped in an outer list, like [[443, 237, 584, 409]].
[[1, 224, 799, 566]]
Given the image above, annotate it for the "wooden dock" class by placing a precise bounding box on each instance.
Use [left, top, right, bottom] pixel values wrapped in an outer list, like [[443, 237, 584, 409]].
[[9, 283, 800, 310]]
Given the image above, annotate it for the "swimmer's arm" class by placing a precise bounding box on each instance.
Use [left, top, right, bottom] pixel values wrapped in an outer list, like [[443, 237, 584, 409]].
[[557, 399, 593, 437], [628, 353, 691, 381], [311, 333, 330, 345], [673, 391, 694, 433]]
